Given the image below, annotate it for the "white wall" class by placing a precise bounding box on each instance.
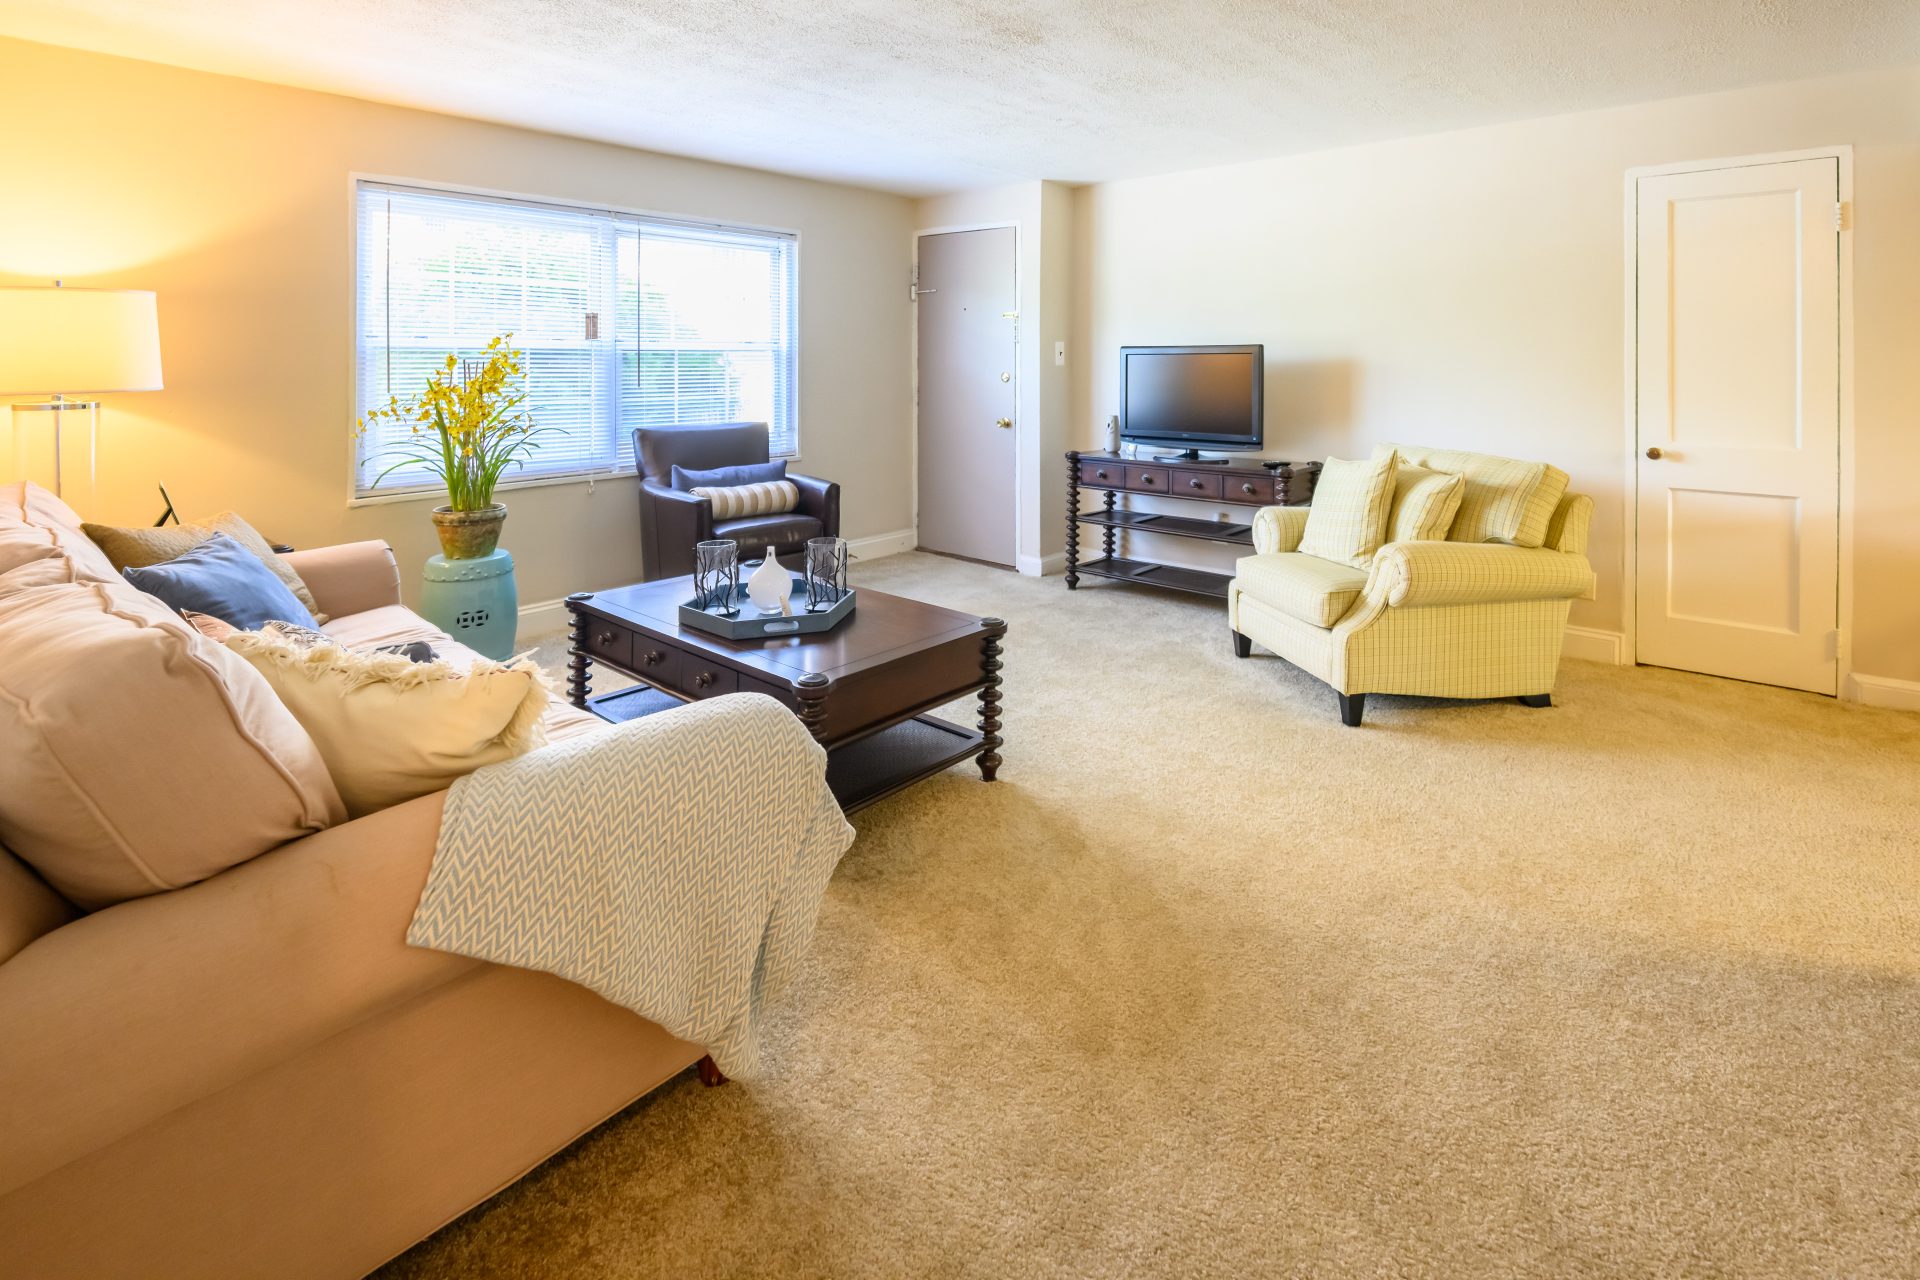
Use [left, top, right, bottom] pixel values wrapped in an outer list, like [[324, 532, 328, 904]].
[[1070, 64, 1920, 685], [0, 37, 916, 612]]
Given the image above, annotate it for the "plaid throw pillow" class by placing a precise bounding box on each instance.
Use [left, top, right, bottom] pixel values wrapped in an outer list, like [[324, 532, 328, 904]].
[[1387, 465, 1466, 543], [692, 479, 799, 521], [1297, 452, 1399, 569]]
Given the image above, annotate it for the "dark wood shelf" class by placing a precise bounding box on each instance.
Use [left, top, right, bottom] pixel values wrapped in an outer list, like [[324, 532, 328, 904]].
[[1073, 508, 1253, 546], [1073, 556, 1232, 599]]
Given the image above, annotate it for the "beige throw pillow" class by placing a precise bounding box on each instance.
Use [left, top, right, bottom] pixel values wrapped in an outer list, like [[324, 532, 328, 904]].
[[1376, 444, 1569, 548], [84, 511, 328, 622], [0, 573, 344, 909], [226, 631, 551, 818], [1297, 452, 1399, 569], [1387, 465, 1466, 543], [690, 479, 800, 521], [0, 480, 120, 583]]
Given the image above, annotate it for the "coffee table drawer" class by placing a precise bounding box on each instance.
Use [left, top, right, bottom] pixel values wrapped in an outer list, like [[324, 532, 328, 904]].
[[581, 619, 631, 669], [629, 638, 681, 685], [677, 658, 738, 698]]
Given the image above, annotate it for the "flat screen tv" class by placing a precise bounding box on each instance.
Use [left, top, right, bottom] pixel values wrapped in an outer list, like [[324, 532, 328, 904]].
[[1119, 344, 1264, 462]]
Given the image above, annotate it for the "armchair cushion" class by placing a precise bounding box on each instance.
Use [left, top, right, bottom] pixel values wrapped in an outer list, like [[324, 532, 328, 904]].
[[1387, 465, 1466, 543], [1232, 552, 1369, 628], [715, 512, 823, 560], [1368, 542, 1595, 610], [1297, 452, 1398, 568], [1379, 444, 1569, 548]]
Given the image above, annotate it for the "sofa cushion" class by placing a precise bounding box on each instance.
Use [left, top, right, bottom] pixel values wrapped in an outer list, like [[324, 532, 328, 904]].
[[1231, 552, 1370, 628], [1388, 464, 1467, 543], [226, 630, 551, 818], [0, 846, 74, 965], [1379, 444, 1570, 548], [1298, 452, 1398, 568], [121, 532, 320, 631], [0, 481, 118, 583], [0, 571, 344, 910], [82, 510, 327, 621]]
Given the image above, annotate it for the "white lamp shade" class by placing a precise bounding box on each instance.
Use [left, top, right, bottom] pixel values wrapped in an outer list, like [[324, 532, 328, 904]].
[[0, 286, 164, 396]]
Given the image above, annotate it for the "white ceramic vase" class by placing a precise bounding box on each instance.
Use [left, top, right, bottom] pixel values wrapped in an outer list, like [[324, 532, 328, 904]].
[[746, 549, 792, 615]]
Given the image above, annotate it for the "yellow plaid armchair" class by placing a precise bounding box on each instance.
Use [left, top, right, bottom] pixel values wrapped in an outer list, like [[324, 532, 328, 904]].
[[1227, 447, 1595, 727]]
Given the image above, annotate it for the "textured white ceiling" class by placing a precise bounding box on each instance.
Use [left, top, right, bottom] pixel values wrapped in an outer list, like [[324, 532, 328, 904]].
[[3, 0, 1918, 195]]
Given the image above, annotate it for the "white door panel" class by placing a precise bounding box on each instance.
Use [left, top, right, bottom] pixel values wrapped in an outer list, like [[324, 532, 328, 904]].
[[916, 228, 1017, 567], [1635, 158, 1840, 694]]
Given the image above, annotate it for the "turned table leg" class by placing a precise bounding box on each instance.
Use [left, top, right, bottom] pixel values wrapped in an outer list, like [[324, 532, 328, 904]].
[[1064, 452, 1081, 589], [565, 592, 594, 709], [795, 672, 831, 743], [977, 618, 1006, 782]]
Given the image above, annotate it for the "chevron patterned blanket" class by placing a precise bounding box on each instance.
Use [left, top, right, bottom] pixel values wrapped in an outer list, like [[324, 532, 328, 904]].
[[407, 693, 855, 1077]]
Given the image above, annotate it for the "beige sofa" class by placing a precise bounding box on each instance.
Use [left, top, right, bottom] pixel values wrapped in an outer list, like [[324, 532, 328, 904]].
[[0, 519, 704, 1278]]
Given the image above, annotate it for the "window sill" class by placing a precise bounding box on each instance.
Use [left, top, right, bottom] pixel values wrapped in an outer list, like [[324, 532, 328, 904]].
[[346, 456, 801, 508]]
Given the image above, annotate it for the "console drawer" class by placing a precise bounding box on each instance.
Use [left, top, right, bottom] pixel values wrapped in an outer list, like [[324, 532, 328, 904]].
[[1171, 469, 1224, 500], [1079, 459, 1123, 487], [581, 619, 631, 670], [1124, 465, 1171, 493], [1226, 474, 1271, 504]]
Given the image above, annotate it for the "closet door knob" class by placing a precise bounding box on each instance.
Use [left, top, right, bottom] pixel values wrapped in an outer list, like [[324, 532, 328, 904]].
[[1645, 446, 1663, 460]]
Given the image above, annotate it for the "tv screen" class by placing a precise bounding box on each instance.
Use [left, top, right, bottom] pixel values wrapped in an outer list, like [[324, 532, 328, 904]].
[[1119, 345, 1263, 453]]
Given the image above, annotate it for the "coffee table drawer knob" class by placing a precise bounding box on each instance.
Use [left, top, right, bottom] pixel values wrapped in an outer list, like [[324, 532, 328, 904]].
[[595, 630, 618, 647], [641, 649, 663, 666], [693, 671, 714, 689]]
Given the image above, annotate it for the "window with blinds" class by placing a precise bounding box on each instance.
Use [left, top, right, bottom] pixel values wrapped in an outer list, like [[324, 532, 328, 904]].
[[354, 181, 798, 497]]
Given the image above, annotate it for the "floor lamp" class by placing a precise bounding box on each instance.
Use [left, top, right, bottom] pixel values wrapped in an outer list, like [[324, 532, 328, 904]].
[[0, 282, 164, 504]]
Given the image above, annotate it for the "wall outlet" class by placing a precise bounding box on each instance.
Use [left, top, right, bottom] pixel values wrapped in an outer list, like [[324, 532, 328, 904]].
[[1054, 340, 1066, 367]]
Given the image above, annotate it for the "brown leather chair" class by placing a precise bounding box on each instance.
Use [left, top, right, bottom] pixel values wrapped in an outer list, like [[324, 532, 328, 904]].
[[633, 422, 841, 580]]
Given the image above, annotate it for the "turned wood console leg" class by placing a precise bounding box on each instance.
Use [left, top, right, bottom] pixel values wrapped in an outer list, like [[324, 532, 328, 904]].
[[1102, 487, 1117, 560], [565, 592, 594, 709], [977, 618, 1006, 782], [1064, 452, 1081, 589], [697, 1055, 728, 1087]]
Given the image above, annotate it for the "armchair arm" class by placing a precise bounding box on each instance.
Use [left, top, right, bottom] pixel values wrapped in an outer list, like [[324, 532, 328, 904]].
[[1367, 542, 1595, 609], [789, 473, 840, 537], [280, 541, 401, 618], [1251, 506, 1311, 554], [638, 481, 713, 579]]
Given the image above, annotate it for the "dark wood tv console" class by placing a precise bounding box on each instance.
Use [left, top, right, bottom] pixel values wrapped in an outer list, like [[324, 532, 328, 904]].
[[1064, 451, 1320, 599]]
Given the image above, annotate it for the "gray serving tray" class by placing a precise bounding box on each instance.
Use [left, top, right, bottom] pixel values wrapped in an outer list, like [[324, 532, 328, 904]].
[[678, 575, 855, 640]]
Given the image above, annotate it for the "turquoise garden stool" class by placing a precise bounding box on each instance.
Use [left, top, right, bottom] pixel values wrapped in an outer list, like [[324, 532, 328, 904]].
[[420, 548, 518, 660]]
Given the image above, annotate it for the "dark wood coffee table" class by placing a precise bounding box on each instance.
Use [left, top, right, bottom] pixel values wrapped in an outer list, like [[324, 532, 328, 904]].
[[564, 578, 1005, 813]]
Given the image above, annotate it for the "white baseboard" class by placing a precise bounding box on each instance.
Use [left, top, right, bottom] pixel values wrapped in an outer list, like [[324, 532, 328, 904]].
[[1562, 626, 1626, 665], [848, 527, 918, 562], [515, 528, 921, 643], [1016, 551, 1068, 577], [1848, 672, 1920, 711]]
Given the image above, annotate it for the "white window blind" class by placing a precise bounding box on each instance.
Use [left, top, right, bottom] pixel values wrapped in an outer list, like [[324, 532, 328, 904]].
[[354, 182, 798, 497]]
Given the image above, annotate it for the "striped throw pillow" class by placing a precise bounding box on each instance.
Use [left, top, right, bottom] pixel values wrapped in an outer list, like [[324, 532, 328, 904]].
[[691, 479, 799, 521]]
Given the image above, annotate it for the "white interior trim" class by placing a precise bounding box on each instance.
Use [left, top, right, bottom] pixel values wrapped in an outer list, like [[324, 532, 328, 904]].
[[1562, 626, 1626, 666], [1620, 145, 1856, 696], [1847, 673, 1920, 713]]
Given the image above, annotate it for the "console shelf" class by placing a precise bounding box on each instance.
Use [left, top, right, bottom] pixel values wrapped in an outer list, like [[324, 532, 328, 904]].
[[1063, 451, 1319, 598]]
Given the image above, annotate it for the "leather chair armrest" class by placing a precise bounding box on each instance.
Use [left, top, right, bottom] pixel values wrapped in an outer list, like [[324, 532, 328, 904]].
[[1367, 542, 1595, 609], [789, 474, 840, 537], [280, 541, 402, 618], [639, 482, 713, 580], [1251, 506, 1310, 554]]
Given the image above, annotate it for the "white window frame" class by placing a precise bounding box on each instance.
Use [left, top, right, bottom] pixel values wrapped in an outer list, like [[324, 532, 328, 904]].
[[345, 174, 802, 507]]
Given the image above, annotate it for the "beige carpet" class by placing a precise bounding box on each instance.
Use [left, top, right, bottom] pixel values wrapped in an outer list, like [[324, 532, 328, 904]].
[[382, 552, 1920, 1278]]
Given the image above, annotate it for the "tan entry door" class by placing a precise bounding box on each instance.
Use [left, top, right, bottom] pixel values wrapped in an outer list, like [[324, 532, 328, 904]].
[[916, 227, 1017, 567], [1634, 156, 1841, 694]]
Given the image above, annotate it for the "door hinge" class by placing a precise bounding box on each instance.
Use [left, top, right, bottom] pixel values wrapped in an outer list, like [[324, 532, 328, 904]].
[[1834, 201, 1851, 232], [1829, 629, 1844, 661]]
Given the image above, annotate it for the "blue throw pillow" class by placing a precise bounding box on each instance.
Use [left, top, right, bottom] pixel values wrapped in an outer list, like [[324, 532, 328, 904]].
[[670, 460, 786, 491], [122, 532, 320, 631]]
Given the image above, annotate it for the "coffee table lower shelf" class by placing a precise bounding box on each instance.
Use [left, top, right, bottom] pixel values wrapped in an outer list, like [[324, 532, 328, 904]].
[[585, 685, 985, 814]]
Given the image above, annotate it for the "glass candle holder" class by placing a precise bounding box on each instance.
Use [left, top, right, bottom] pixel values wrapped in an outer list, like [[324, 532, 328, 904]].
[[693, 539, 739, 616], [804, 536, 848, 612]]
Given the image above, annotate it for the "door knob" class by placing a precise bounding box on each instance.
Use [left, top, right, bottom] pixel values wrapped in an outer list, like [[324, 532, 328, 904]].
[[995, 417, 1012, 430], [1645, 446, 1663, 460]]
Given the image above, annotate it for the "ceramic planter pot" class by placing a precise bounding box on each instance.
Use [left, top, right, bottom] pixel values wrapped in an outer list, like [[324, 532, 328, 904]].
[[431, 503, 508, 559]]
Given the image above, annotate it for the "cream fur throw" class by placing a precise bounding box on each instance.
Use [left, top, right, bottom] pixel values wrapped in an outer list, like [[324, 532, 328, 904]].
[[226, 631, 549, 817]]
